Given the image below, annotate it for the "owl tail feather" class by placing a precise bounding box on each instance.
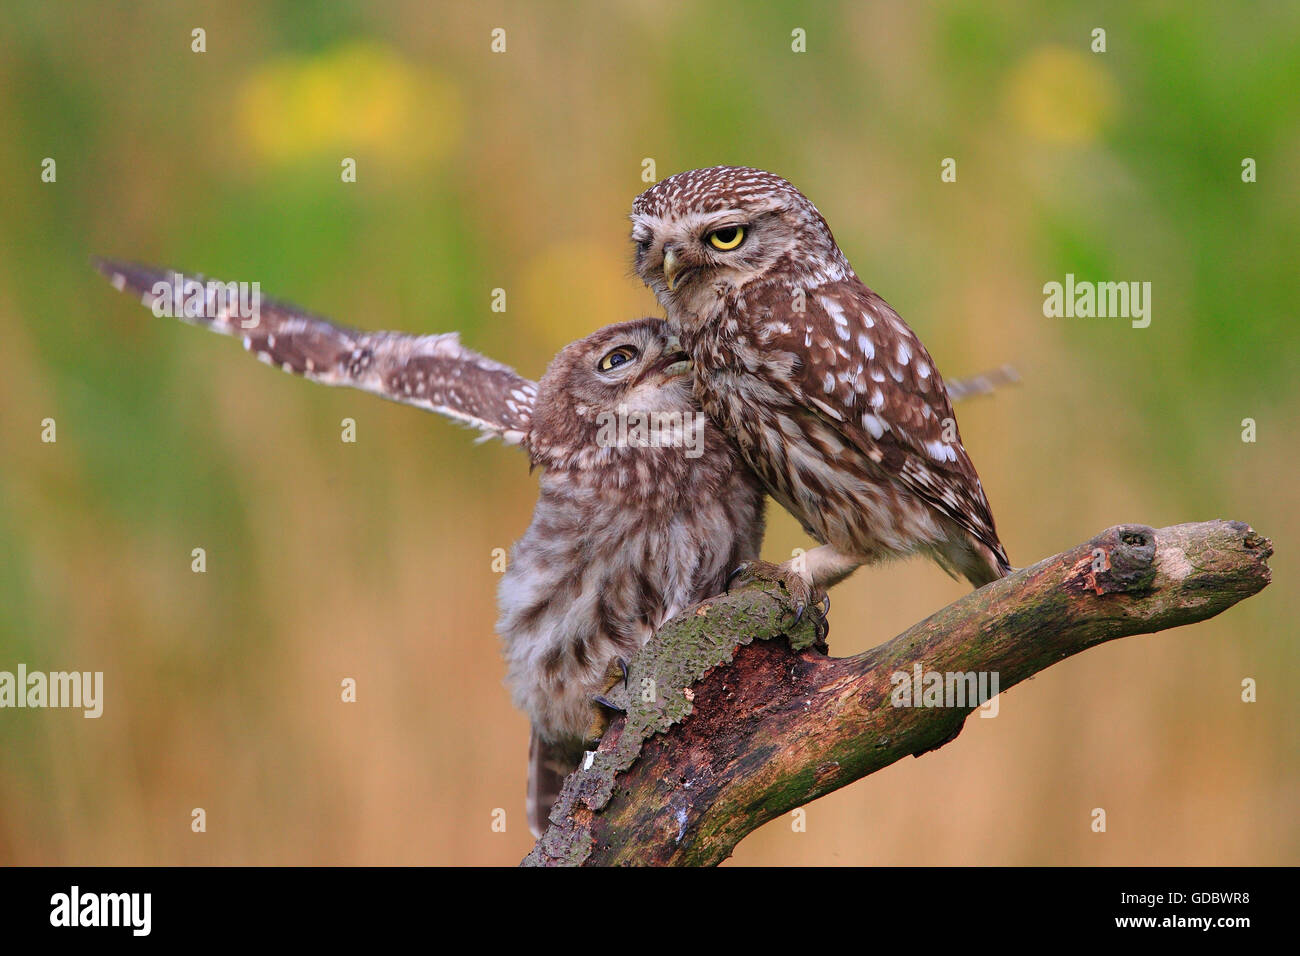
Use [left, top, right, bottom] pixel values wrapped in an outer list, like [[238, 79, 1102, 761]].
[[527, 731, 584, 839], [960, 541, 1014, 588], [935, 534, 1013, 589]]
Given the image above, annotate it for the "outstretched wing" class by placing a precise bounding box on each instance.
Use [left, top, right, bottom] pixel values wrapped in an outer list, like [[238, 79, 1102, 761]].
[[772, 278, 1010, 570], [93, 258, 536, 445]]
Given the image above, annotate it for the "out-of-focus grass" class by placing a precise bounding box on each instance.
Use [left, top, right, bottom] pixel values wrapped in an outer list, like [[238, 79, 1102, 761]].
[[0, 0, 1295, 865]]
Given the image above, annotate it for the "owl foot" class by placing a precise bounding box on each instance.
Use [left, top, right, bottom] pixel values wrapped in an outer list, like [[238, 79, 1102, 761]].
[[584, 657, 630, 744], [725, 560, 829, 642], [585, 694, 625, 746]]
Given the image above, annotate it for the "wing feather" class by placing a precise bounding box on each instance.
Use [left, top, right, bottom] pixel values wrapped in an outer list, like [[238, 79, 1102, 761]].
[[772, 279, 1008, 566], [93, 258, 535, 445]]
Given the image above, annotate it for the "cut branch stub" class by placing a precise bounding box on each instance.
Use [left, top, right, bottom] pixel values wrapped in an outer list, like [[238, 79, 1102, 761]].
[[523, 520, 1271, 867]]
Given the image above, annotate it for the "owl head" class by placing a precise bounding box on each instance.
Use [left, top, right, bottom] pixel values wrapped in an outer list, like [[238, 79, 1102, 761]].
[[526, 318, 699, 470], [630, 166, 851, 326]]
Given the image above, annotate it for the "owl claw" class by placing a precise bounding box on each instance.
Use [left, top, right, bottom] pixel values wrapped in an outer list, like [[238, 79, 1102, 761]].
[[585, 658, 632, 743], [724, 563, 751, 594], [793, 595, 831, 644], [815, 594, 831, 636], [585, 693, 627, 745]]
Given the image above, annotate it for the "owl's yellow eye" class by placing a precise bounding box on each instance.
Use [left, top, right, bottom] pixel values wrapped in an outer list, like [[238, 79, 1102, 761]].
[[707, 225, 745, 251], [598, 346, 639, 372]]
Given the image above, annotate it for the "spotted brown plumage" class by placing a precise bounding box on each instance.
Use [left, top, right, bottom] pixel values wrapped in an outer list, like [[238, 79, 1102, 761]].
[[631, 166, 1011, 596]]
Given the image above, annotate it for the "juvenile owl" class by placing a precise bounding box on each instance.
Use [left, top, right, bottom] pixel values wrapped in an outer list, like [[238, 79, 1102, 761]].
[[499, 318, 764, 835], [631, 167, 1011, 609], [93, 259, 765, 837]]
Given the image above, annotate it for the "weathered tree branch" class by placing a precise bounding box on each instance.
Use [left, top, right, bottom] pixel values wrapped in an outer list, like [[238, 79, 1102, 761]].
[[522, 520, 1272, 866]]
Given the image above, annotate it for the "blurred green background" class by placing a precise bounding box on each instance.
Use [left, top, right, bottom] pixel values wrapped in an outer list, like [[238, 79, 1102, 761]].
[[0, 0, 1296, 865]]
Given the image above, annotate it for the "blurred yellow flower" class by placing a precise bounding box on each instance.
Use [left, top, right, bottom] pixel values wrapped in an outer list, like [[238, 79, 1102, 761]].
[[235, 42, 461, 167], [1004, 46, 1117, 144]]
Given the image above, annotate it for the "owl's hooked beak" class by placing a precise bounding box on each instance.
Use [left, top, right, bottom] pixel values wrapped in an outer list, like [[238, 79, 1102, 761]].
[[650, 333, 691, 378], [662, 247, 686, 292]]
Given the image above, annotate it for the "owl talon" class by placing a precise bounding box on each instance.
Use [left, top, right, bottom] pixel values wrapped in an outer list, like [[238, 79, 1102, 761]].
[[793, 593, 831, 643], [584, 692, 627, 745], [814, 606, 830, 643], [787, 594, 830, 646], [585, 656, 631, 743], [724, 563, 751, 594]]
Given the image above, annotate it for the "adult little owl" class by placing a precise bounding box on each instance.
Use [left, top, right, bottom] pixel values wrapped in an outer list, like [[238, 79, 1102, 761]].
[[631, 166, 1011, 609]]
